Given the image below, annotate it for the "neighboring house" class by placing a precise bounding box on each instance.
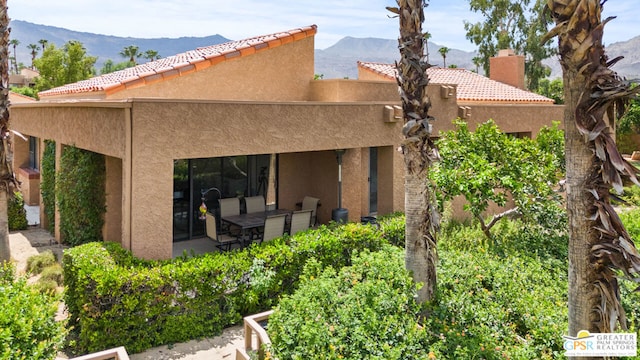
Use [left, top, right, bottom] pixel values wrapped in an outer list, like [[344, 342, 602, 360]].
[[358, 48, 562, 137], [9, 25, 562, 260], [9, 68, 38, 88]]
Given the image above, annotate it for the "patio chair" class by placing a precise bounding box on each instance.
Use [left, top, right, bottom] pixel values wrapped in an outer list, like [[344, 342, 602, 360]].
[[260, 214, 287, 243], [219, 197, 241, 235], [245, 195, 266, 214], [205, 212, 239, 251], [301, 196, 320, 226], [289, 209, 312, 235]]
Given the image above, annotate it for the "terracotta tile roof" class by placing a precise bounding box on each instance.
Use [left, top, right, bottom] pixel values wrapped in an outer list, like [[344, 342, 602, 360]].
[[357, 61, 554, 103], [39, 25, 318, 98]]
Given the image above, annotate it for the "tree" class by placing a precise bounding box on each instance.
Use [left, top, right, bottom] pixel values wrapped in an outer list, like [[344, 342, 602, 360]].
[[38, 38, 47, 52], [26, 43, 38, 68], [423, 31, 431, 63], [33, 41, 97, 92], [387, 0, 440, 303], [431, 120, 564, 239], [535, 78, 564, 104], [0, 0, 17, 263], [544, 0, 640, 337], [8, 38, 18, 73], [438, 46, 449, 67], [120, 45, 142, 65], [100, 59, 136, 74], [143, 49, 160, 62], [472, 55, 482, 73], [464, 0, 555, 90]]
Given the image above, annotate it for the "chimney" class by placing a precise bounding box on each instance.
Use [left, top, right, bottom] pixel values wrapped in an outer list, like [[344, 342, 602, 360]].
[[489, 49, 525, 89]]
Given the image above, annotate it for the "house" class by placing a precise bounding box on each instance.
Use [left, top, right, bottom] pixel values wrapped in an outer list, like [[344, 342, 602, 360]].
[[9, 25, 563, 260]]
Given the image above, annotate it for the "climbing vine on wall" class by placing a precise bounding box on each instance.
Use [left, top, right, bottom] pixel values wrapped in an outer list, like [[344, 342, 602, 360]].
[[40, 140, 56, 233], [57, 145, 106, 246]]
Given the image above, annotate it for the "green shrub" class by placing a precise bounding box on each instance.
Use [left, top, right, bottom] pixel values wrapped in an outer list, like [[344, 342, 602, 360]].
[[0, 275, 66, 359], [268, 245, 430, 360], [620, 208, 640, 244], [40, 263, 64, 285], [377, 211, 405, 247], [9, 191, 28, 231], [32, 279, 60, 295], [63, 221, 389, 355], [425, 225, 568, 359], [57, 145, 106, 246], [41, 140, 56, 233], [0, 262, 14, 284], [27, 250, 57, 274]]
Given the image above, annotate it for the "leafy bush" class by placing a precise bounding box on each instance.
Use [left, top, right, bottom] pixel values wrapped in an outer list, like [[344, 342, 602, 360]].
[[425, 223, 568, 359], [0, 263, 67, 360], [63, 222, 388, 354], [0, 261, 14, 284], [41, 140, 56, 233], [40, 263, 64, 285], [377, 211, 405, 248], [268, 245, 430, 360], [9, 191, 28, 231], [57, 145, 106, 246], [27, 250, 57, 274]]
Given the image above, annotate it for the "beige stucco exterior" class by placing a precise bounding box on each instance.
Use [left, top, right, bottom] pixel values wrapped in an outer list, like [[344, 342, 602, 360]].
[[10, 29, 564, 259]]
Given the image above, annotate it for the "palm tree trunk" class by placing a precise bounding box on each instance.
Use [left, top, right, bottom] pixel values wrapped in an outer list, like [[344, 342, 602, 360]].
[[0, 0, 13, 263], [545, 0, 640, 343], [564, 67, 600, 335], [392, 0, 440, 303]]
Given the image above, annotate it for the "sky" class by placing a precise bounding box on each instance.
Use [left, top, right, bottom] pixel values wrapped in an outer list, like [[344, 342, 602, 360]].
[[7, 0, 638, 51]]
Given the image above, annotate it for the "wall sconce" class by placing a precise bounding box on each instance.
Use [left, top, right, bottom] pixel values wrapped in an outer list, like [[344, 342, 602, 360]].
[[199, 187, 222, 220], [384, 105, 403, 123]]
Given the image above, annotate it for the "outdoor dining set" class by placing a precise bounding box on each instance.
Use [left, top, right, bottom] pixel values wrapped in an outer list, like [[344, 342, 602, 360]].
[[205, 195, 320, 251]]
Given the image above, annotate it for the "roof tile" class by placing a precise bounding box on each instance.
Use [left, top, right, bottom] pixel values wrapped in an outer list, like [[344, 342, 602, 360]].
[[39, 25, 318, 98], [357, 61, 554, 104]]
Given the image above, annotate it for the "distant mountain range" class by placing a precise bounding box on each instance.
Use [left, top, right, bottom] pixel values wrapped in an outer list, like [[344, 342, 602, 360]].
[[8, 19, 640, 81]]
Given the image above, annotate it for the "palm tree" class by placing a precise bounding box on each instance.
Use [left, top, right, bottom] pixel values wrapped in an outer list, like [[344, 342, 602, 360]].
[[388, 0, 439, 303], [143, 49, 160, 62], [38, 38, 48, 52], [472, 56, 482, 73], [0, 0, 17, 263], [545, 0, 640, 336], [438, 46, 449, 68], [423, 31, 431, 63], [26, 43, 38, 68], [119, 45, 142, 65], [9, 38, 18, 73]]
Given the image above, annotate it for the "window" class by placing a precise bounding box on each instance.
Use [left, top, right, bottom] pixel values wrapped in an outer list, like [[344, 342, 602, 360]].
[[29, 136, 38, 170]]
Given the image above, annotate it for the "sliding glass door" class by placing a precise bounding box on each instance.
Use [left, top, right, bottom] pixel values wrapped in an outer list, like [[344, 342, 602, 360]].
[[173, 155, 273, 241]]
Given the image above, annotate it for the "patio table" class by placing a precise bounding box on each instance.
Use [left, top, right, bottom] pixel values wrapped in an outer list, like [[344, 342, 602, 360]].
[[222, 209, 291, 246]]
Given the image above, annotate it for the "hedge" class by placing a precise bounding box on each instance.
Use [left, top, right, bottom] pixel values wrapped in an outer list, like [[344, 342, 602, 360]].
[[268, 245, 431, 359], [63, 220, 397, 354], [9, 191, 28, 231]]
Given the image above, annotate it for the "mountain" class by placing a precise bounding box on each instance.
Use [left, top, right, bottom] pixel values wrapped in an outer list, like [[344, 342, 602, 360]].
[[8, 20, 640, 81], [9, 20, 230, 71], [314, 36, 479, 79]]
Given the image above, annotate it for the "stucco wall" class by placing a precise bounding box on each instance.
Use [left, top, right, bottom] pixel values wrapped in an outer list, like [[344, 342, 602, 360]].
[[459, 103, 565, 136], [127, 99, 406, 258], [110, 37, 315, 102], [309, 80, 400, 102], [10, 103, 129, 159]]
